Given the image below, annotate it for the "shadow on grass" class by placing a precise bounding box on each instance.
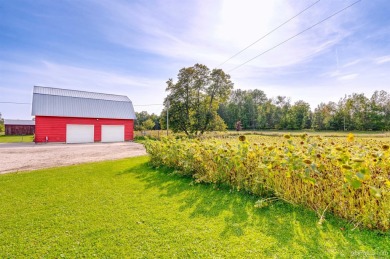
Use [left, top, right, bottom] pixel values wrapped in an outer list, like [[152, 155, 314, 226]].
[[120, 162, 390, 255]]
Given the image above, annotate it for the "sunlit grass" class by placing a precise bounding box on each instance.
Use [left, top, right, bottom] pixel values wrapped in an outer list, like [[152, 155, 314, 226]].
[[0, 135, 33, 143], [0, 156, 388, 257]]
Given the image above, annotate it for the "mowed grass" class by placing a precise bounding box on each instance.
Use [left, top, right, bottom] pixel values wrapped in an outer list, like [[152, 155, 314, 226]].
[[0, 135, 33, 143], [0, 157, 389, 258]]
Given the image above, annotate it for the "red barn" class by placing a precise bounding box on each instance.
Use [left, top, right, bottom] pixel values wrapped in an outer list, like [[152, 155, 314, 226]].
[[4, 119, 35, 135], [32, 86, 136, 143]]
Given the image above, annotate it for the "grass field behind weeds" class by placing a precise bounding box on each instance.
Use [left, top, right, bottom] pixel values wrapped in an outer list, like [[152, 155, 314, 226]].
[[0, 135, 33, 143], [134, 130, 390, 141], [0, 156, 389, 258]]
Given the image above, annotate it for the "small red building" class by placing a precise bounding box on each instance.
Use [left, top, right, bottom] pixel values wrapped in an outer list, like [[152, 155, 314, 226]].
[[4, 119, 35, 135], [32, 86, 136, 143]]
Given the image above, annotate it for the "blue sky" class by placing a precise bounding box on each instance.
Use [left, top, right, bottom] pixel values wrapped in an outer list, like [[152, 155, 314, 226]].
[[1, 0, 389, 119]]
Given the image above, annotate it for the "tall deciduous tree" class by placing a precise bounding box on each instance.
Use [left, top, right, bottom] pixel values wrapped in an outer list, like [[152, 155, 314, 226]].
[[287, 100, 312, 130], [218, 89, 267, 129], [312, 102, 337, 130], [165, 64, 233, 136]]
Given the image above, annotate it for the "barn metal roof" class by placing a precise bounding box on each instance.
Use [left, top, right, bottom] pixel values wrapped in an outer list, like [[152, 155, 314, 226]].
[[32, 86, 136, 119], [4, 119, 35, 126]]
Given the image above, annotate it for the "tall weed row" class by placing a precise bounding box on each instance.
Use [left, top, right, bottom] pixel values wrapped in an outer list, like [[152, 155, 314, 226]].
[[144, 135, 390, 231]]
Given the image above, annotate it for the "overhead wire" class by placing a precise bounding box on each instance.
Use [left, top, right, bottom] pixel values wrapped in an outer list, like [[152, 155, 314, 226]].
[[227, 0, 362, 73], [217, 0, 321, 68], [0, 101, 31, 104], [0, 101, 163, 107], [133, 104, 163, 106]]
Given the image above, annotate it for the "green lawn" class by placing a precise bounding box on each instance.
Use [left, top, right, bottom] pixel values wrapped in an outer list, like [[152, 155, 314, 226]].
[[0, 156, 388, 258], [0, 135, 33, 143]]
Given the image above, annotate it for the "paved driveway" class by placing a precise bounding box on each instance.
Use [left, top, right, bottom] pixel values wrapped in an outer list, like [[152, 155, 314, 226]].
[[0, 142, 147, 174]]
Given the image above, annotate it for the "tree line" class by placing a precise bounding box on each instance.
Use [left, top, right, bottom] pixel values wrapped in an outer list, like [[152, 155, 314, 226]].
[[135, 64, 390, 134], [218, 89, 390, 131]]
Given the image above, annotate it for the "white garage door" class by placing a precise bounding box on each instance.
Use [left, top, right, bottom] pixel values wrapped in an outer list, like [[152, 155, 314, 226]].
[[66, 124, 94, 144], [101, 125, 125, 142]]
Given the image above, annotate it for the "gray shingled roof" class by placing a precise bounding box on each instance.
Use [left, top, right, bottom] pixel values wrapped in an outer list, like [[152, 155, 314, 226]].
[[4, 119, 35, 126], [32, 86, 136, 119]]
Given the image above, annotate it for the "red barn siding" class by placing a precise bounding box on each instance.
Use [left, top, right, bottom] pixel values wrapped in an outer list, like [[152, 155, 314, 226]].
[[5, 125, 35, 135], [35, 116, 134, 143]]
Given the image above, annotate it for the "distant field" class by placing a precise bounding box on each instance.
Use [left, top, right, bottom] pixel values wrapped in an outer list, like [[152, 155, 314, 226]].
[[0, 135, 34, 143], [221, 130, 390, 137], [1, 131, 386, 143], [134, 130, 390, 140], [219, 131, 390, 141]]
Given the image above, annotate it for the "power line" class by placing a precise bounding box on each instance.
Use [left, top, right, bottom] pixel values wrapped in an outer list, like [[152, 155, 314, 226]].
[[0, 101, 31, 104], [217, 0, 321, 68], [228, 0, 362, 73], [0, 101, 163, 107], [133, 104, 163, 106]]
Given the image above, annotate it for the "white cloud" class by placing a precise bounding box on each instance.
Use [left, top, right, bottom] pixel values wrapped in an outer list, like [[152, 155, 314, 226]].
[[375, 55, 390, 64], [338, 73, 358, 80], [342, 59, 361, 67]]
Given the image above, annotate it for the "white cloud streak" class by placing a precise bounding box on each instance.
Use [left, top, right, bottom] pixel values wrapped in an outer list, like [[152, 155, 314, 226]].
[[375, 55, 390, 64], [338, 73, 358, 80]]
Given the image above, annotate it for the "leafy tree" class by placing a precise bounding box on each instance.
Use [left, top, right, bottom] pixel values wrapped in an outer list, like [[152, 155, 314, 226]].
[[257, 100, 278, 129], [218, 89, 267, 129], [312, 102, 337, 130], [287, 100, 311, 129], [209, 114, 228, 131], [219, 89, 246, 129], [165, 64, 233, 136], [142, 119, 155, 130], [149, 113, 161, 130], [135, 111, 149, 130], [135, 111, 160, 131], [272, 96, 291, 130], [347, 93, 370, 130], [369, 90, 390, 130]]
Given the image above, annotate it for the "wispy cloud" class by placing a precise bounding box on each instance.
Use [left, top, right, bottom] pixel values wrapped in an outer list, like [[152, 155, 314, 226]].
[[374, 55, 390, 64], [338, 73, 358, 80], [94, 0, 354, 71], [342, 59, 361, 67]]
